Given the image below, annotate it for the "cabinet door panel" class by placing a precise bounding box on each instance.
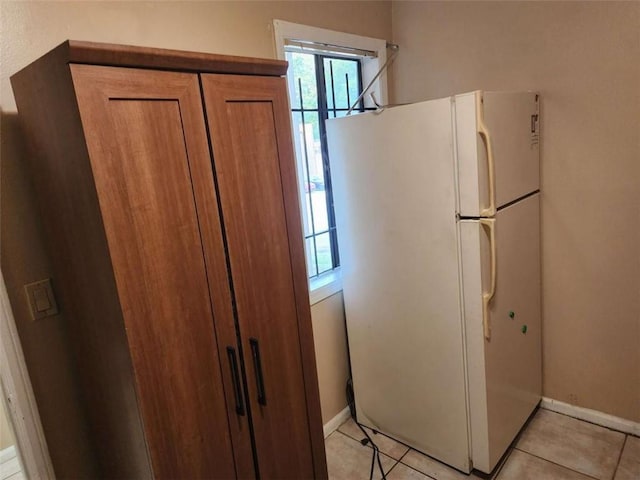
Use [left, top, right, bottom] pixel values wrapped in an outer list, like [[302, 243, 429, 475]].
[[70, 64, 238, 479], [201, 74, 326, 479]]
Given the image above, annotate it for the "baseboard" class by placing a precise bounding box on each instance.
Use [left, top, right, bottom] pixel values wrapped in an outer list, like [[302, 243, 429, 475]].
[[541, 397, 640, 436], [323, 406, 351, 438], [323, 399, 638, 443]]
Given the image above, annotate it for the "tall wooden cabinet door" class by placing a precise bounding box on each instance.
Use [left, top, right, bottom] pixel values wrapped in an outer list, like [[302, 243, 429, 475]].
[[70, 64, 243, 479], [201, 75, 327, 479]]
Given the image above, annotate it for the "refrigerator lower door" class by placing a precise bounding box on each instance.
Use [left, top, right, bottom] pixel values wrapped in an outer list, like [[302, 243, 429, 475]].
[[327, 98, 471, 473], [459, 193, 542, 473]]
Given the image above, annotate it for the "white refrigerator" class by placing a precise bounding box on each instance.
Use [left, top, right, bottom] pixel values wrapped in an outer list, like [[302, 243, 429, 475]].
[[326, 91, 541, 474]]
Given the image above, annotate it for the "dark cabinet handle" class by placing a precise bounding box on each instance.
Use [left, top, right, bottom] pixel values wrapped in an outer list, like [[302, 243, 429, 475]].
[[249, 338, 267, 406], [226, 347, 245, 416]]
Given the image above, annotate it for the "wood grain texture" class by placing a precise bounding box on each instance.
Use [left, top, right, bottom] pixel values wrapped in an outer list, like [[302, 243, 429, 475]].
[[70, 64, 237, 479], [180, 74, 257, 480], [201, 74, 328, 479], [14, 40, 287, 78], [9, 46, 148, 479], [263, 79, 329, 480], [11, 41, 325, 479]]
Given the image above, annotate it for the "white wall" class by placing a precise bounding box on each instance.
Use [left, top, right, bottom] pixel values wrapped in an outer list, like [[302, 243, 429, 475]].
[[391, 0, 640, 422]]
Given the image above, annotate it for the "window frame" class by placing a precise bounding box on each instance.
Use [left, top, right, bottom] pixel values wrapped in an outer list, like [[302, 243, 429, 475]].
[[273, 20, 389, 305], [289, 52, 365, 279]]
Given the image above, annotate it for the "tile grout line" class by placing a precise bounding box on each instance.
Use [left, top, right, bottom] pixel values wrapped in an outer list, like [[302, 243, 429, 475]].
[[397, 448, 410, 464], [333, 429, 400, 479], [395, 450, 461, 480], [611, 434, 628, 480], [490, 406, 543, 479], [391, 460, 439, 480], [513, 446, 602, 480], [336, 423, 374, 446], [383, 459, 400, 478], [492, 446, 516, 480], [337, 420, 413, 462], [333, 411, 634, 480], [340, 418, 495, 479]]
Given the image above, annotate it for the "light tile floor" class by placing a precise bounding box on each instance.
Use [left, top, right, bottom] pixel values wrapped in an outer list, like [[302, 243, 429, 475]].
[[326, 409, 640, 480]]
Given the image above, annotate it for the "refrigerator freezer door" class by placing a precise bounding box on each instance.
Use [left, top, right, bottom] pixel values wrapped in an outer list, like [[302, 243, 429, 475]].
[[456, 91, 539, 216], [485, 92, 540, 209], [460, 193, 542, 473], [327, 99, 471, 472]]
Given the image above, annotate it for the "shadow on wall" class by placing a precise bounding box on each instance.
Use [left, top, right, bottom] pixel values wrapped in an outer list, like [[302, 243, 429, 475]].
[[0, 112, 98, 477]]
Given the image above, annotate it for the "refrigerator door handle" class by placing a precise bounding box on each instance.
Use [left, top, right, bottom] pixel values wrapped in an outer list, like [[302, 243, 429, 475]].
[[476, 92, 496, 217], [480, 218, 496, 340]]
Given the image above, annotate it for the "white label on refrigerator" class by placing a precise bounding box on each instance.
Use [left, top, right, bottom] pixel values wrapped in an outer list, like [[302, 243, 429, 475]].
[[530, 113, 539, 147]]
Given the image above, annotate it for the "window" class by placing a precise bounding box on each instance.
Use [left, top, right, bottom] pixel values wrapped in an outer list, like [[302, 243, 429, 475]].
[[273, 21, 388, 303], [285, 51, 365, 278]]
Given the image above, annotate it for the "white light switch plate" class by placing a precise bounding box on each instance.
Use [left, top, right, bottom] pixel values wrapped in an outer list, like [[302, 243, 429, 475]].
[[24, 278, 59, 320]]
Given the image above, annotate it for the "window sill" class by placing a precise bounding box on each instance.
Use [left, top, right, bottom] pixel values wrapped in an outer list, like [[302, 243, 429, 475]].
[[309, 269, 342, 306]]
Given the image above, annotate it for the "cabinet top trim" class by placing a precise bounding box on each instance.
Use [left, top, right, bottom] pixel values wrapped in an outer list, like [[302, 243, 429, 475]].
[[17, 40, 288, 77]]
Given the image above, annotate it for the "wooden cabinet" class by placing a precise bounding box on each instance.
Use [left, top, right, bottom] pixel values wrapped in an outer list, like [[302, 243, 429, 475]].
[[11, 41, 327, 479]]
